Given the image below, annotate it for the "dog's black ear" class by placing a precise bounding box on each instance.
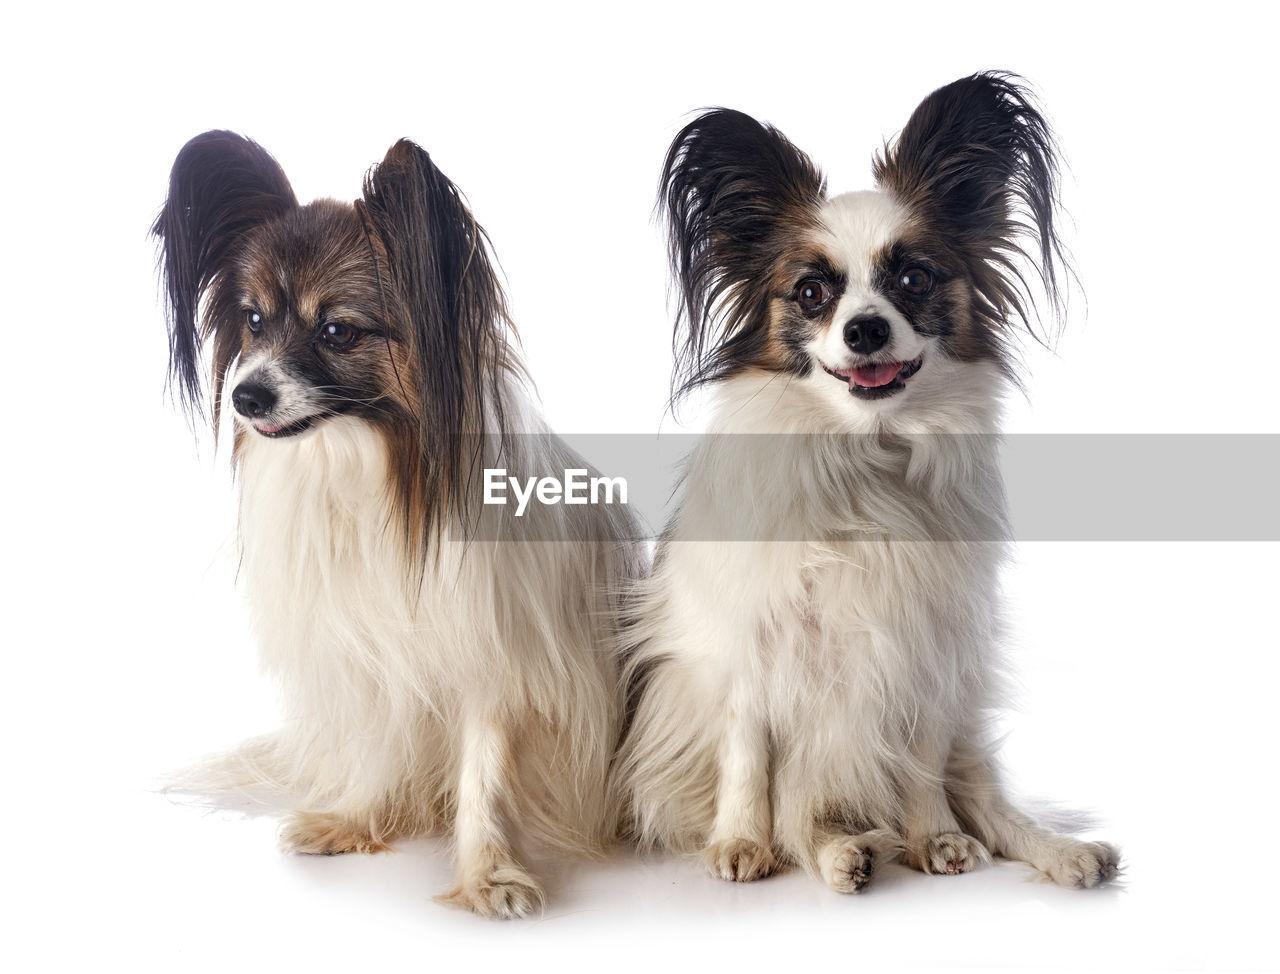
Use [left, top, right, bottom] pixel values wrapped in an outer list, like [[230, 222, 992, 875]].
[[660, 109, 826, 397], [873, 72, 1069, 339], [359, 140, 511, 540], [152, 131, 296, 419]]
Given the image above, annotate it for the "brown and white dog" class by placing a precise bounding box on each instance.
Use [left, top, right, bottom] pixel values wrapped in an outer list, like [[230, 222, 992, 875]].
[[615, 73, 1119, 893], [155, 133, 640, 918]]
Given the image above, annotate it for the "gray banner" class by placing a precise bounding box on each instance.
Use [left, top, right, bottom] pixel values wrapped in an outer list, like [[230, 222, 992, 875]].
[[454, 434, 1280, 542]]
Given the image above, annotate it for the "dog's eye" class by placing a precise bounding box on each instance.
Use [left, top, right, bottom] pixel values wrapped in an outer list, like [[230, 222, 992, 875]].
[[245, 310, 264, 334], [320, 321, 359, 349], [899, 267, 933, 295], [796, 280, 831, 312]]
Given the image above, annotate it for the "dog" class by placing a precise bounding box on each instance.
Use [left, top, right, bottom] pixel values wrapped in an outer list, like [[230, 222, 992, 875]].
[[614, 73, 1120, 893], [154, 132, 640, 918]]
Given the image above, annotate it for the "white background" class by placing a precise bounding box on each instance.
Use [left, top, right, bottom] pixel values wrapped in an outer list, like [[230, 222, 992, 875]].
[[4, 2, 1279, 971]]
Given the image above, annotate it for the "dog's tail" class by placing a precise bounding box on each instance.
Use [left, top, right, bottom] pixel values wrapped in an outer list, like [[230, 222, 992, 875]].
[[158, 732, 296, 811]]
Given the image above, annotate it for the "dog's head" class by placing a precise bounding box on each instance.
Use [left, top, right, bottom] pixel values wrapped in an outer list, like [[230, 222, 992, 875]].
[[661, 72, 1068, 425], [154, 133, 513, 542]]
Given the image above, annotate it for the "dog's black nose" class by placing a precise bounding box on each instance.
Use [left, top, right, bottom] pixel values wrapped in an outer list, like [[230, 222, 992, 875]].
[[232, 381, 277, 419], [843, 315, 891, 355]]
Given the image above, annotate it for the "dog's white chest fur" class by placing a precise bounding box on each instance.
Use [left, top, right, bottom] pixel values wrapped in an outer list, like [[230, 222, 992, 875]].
[[240, 420, 421, 671], [235, 419, 447, 797], [621, 371, 1011, 844]]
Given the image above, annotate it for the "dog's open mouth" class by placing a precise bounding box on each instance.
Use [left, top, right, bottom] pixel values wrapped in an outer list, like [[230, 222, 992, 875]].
[[822, 356, 923, 400], [252, 416, 316, 438]]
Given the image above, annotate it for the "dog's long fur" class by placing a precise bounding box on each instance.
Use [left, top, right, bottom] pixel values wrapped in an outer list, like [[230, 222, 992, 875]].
[[614, 74, 1119, 892], [155, 133, 641, 918]]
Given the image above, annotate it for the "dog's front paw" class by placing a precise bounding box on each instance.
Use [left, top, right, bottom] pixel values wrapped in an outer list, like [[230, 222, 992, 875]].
[[821, 836, 874, 894], [700, 837, 777, 883], [280, 812, 392, 856], [905, 832, 990, 875], [1039, 840, 1120, 889], [817, 829, 904, 894], [437, 864, 545, 920]]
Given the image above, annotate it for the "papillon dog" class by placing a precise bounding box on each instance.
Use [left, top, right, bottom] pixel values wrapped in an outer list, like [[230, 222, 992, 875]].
[[155, 133, 640, 918], [615, 73, 1119, 893]]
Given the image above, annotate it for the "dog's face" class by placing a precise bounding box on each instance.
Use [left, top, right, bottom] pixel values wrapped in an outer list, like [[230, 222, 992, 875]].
[[769, 190, 931, 405], [217, 200, 411, 440], [155, 132, 512, 547], [662, 73, 1065, 424], [776, 188, 1018, 422]]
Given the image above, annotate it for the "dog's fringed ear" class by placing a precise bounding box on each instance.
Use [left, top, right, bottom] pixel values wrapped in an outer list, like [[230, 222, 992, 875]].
[[359, 140, 511, 542], [873, 72, 1069, 341], [660, 109, 826, 398], [152, 131, 296, 420]]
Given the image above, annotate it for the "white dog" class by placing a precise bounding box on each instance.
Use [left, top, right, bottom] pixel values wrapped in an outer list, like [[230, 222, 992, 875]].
[[615, 73, 1119, 893], [155, 132, 641, 918]]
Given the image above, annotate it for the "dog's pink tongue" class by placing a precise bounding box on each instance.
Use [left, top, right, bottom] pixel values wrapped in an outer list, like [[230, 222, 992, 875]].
[[850, 362, 903, 388]]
